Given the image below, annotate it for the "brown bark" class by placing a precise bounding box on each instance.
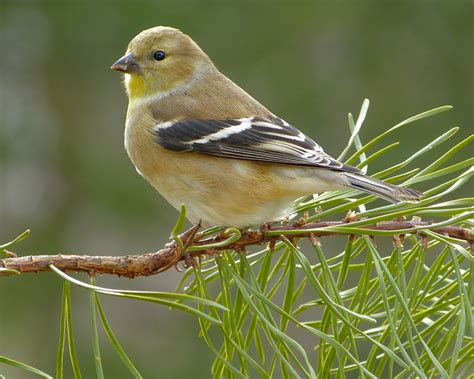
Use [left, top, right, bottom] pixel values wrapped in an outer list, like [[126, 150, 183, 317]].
[[1, 221, 471, 278]]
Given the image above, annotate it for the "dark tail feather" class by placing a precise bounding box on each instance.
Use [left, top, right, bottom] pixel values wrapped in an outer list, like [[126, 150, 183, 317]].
[[345, 173, 422, 203]]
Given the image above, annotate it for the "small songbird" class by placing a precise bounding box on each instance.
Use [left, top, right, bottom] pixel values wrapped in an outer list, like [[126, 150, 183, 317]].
[[111, 26, 421, 227]]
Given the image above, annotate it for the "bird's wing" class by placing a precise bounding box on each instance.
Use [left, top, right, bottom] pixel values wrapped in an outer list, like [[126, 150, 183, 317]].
[[153, 116, 362, 173]]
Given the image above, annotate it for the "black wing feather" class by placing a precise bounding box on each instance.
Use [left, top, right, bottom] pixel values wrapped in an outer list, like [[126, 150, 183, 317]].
[[153, 117, 361, 174]]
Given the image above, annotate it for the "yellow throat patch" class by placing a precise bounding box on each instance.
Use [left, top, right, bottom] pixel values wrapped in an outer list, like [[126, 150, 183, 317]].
[[125, 74, 146, 99]]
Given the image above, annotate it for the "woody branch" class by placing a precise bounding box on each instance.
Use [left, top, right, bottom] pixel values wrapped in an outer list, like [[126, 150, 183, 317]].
[[1, 220, 471, 278]]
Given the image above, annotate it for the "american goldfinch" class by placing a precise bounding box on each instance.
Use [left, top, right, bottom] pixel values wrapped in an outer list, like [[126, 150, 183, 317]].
[[111, 26, 421, 227]]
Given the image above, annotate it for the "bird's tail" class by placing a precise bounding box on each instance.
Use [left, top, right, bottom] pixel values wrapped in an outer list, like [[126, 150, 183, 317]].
[[344, 172, 422, 203]]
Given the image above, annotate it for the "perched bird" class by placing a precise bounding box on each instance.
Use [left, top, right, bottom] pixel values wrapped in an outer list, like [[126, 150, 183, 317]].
[[111, 26, 421, 227]]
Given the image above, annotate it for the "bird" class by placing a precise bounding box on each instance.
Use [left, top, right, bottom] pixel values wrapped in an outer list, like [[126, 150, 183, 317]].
[[111, 26, 421, 228]]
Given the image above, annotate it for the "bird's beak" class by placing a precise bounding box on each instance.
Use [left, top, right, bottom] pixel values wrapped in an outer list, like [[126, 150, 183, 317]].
[[111, 52, 140, 74]]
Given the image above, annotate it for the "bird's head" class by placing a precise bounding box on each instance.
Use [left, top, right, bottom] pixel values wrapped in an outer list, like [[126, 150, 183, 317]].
[[111, 26, 215, 100]]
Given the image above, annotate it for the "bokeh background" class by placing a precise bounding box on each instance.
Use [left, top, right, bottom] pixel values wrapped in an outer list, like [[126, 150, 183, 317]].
[[1, 1, 472, 378]]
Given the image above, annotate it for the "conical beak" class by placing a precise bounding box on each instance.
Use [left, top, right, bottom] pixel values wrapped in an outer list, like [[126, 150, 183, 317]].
[[111, 52, 140, 74]]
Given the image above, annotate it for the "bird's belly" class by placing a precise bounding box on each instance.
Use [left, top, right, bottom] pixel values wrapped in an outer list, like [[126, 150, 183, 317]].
[[160, 185, 296, 227], [144, 156, 299, 227]]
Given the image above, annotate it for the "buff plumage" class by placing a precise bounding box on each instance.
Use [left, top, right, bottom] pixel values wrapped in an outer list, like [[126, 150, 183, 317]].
[[111, 26, 421, 227]]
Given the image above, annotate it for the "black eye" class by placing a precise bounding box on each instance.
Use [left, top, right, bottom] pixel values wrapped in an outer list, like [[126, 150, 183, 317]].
[[153, 50, 166, 61]]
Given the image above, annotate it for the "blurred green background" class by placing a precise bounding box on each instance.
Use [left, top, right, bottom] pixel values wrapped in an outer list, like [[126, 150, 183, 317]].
[[1, 1, 472, 378]]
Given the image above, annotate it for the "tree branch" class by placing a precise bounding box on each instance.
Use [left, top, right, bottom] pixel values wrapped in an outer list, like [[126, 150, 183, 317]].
[[1, 221, 471, 278]]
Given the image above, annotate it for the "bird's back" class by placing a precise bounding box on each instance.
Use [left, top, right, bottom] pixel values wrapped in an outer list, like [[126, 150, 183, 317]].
[[150, 70, 273, 122]]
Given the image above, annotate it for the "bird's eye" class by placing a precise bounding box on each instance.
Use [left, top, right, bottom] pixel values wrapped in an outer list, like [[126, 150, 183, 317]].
[[153, 50, 166, 61]]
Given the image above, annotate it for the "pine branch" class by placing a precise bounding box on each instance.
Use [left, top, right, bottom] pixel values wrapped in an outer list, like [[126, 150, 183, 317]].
[[1, 220, 471, 278]]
